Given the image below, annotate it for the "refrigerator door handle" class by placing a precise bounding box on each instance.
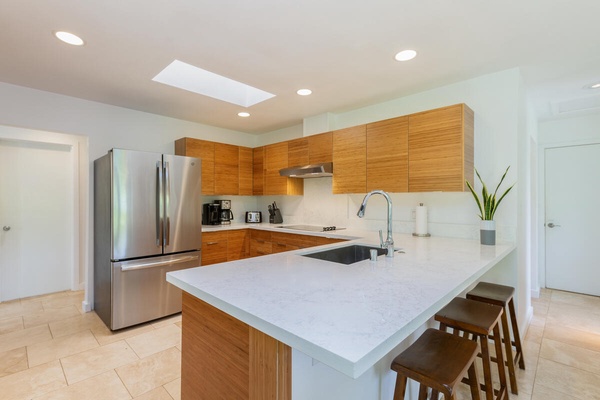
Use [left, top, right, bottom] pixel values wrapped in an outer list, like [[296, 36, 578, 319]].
[[156, 161, 164, 247], [164, 161, 171, 246], [120, 255, 199, 272]]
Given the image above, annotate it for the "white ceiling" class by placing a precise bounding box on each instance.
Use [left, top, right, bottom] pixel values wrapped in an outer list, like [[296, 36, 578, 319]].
[[1, 0, 600, 135]]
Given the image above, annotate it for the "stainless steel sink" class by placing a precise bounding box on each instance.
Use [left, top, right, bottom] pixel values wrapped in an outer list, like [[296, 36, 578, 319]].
[[301, 244, 386, 265]]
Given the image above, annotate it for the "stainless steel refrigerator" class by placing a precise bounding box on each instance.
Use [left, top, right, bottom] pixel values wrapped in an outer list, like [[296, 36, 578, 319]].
[[94, 149, 202, 330]]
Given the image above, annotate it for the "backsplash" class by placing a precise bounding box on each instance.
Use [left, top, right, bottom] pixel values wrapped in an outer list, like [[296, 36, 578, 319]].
[[209, 178, 516, 242]]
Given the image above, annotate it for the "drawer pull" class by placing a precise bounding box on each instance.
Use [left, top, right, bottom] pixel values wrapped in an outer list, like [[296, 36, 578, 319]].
[[206, 242, 218, 245]]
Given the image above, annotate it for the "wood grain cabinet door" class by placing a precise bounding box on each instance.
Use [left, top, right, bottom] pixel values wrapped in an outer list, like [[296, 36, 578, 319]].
[[175, 138, 215, 195], [333, 125, 367, 194], [239, 147, 253, 196], [201, 231, 228, 266], [214, 143, 239, 195], [253, 147, 265, 196], [287, 138, 309, 167], [408, 104, 474, 192], [366, 116, 408, 193], [227, 230, 249, 261], [308, 132, 333, 164]]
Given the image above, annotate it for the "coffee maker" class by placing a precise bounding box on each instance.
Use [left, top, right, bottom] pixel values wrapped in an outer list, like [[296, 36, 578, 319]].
[[202, 203, 221, 225], [214, 200, 234, 225]]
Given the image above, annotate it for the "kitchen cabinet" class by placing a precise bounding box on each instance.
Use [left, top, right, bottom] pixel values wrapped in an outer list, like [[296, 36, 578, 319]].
[[201, 231, 228, 266], [308, 132, 333, 164], [227, 229, 249, 261], [239, 146, 253, 196], [408, 103, 474, 192], [314, 236, 346, 246], [366, 116, 408, 193], [214, 142, 239, 195], [264, 142, 303, 196], [175, 137, 215, 195], [249, 230, 272, 257], [252, 147, 265, 195], [332, 125, 367, 194], [287, 137, 309, 167]]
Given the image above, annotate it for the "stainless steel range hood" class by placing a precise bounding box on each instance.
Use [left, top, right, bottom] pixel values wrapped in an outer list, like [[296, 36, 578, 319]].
[[279, 162, 333, 178]]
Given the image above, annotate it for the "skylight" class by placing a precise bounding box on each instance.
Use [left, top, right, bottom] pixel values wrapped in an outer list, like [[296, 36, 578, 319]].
[[152, 60, 275, 107]]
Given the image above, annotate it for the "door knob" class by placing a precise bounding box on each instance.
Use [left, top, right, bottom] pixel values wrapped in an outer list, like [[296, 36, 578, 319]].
[[2, 226, 10, 231], [547, 222, 560, 228]]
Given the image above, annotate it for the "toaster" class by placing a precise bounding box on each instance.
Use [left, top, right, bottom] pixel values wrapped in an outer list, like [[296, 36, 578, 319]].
[[245, 211, 262, 223]]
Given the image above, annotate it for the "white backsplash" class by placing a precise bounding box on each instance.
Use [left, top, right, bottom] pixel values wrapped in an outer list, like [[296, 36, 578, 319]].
[[211, 178, 516, 242]]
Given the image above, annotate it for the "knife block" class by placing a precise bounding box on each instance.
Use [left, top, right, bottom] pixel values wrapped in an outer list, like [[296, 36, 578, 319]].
[[270, 209, 283, 224]]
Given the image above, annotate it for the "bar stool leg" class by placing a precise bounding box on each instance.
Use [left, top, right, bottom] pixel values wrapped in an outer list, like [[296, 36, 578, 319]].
[[492, 323, 508, 400], [499, 310, 518, 394], [417, 385, 428, 400], [480, 335, 494, 400], [508, 298, 525, 370], [467, 362, 482, 400], [393, 375, 408, 400]]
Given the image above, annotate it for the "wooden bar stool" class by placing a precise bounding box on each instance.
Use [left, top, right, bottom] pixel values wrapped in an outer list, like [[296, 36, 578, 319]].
[[466, 282, 525, 395], [391, 328, 481, 400], [434, 297, 508, 400]]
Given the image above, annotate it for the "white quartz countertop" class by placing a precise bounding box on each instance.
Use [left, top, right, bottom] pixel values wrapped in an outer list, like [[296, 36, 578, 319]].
[[167, 229, 515, 378]]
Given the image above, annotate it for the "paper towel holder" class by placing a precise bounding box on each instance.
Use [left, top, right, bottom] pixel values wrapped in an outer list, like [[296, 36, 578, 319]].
[[413, 202, 431, 237]]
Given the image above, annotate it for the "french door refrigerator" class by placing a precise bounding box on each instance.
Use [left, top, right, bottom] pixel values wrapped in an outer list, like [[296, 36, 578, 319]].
[[94, 149, 202, 330]]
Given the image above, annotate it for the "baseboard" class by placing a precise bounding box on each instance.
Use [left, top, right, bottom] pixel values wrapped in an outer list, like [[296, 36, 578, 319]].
[[531, 286, 541, 299], [81, 300, 92, 313]]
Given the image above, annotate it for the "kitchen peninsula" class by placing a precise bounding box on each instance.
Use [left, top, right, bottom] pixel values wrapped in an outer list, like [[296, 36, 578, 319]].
[[167, 226, 516, 400]]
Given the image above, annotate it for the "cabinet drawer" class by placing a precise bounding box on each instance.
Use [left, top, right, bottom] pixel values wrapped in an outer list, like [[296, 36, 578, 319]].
[[202, 231, 228, 266]]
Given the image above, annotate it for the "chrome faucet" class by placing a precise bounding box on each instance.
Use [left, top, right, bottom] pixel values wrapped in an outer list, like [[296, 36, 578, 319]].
[[357, 190, 394, 257]]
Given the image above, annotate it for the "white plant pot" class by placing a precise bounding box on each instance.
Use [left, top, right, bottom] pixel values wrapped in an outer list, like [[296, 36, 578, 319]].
[[480, 220, 496, 245]]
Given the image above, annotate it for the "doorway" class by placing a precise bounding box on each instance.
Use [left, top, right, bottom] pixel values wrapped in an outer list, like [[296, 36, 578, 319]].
[[544, 143, 600, 296], [0, 125, 87, 303]]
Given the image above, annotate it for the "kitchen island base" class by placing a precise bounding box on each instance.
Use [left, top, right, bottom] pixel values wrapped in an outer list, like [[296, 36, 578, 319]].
[[181, 292, 291, 400]]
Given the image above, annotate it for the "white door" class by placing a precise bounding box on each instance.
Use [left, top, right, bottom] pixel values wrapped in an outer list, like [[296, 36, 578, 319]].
[[545, 143, 600, 296], [0, 140, 73, 301]]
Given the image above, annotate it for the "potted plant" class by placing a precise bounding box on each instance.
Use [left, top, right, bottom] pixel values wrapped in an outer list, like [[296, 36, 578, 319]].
[[466, 166, 514, 245]]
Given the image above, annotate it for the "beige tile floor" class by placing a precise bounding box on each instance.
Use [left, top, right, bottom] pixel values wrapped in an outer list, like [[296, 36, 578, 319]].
[[1, 288, 599, 399]]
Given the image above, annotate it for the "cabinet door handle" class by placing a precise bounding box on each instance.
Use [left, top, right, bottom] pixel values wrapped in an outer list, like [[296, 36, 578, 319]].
[[206, 242, 219, 245]]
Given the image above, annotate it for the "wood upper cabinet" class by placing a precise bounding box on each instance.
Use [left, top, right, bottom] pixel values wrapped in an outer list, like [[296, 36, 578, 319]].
[[175, 138, 215, 195], [239, 146, 253, 196], [332, 125, 367, 194], [308, 132, 333, 164], [408, 104, 474, 192], [253, 147, 265, 196], [214, 143, 239, 195], [264, 142, 303, 196], [366, 116, 408, 193], [287, 138, 309, 167]]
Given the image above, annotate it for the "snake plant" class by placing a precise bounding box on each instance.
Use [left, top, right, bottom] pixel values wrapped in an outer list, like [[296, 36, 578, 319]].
[[466, 166, 514, 220]]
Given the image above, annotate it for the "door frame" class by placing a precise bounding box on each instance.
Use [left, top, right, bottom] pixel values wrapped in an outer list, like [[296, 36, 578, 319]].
[[0, 124, 88, 303], [537, 137, 600, 292]]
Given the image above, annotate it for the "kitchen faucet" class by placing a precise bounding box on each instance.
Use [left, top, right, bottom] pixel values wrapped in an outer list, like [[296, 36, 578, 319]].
[[357, 190, 394, 257]]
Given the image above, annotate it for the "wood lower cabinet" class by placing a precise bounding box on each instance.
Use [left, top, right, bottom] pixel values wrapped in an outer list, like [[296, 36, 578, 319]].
[[249, 230, 272, 257], [408, 103, 474, 192], [227, 229, 249, 261], [333, 125, 367, 194], [181, 292, 291, 400], [366, 116, 408, 193], [201, 231, 228, 266]]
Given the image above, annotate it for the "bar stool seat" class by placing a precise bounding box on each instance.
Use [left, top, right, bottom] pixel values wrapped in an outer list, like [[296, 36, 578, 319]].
[[391, 328, 481, 400], [435, 297, 508, 400], [466, 282, 525, 395]]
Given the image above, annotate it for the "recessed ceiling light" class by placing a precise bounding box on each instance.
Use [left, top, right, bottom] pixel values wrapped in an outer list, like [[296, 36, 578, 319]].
[[394, 49, 417, 62], [583, 82, 600, 89], [238, 112, 250, 117], [54, 31, 85, 46], [297, 89, 312, 96], [153, 60, 275, 107]]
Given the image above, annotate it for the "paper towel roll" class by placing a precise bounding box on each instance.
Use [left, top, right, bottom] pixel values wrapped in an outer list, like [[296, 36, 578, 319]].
[[415, 203, 428, 235]]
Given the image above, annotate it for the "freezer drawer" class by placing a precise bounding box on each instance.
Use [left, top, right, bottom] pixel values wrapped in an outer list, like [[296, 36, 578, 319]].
[[110, 251, 200, 330]]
